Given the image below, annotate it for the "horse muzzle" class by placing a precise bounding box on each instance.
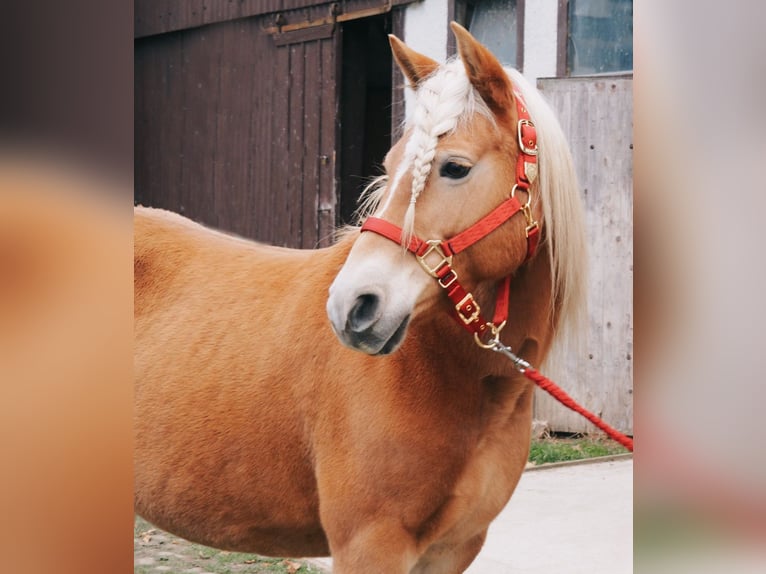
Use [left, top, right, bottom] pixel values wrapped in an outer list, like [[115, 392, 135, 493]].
[[326, 284, 412, 355]]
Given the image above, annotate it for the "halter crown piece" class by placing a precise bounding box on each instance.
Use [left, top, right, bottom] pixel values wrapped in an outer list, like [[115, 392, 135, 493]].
[[361, 91, 539, 347]]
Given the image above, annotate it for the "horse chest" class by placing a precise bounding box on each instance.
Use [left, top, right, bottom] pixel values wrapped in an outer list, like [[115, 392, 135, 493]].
[[422, 382, 534, 548]]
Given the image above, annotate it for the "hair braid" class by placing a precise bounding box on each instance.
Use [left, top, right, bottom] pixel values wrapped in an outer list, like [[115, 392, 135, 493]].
[[401, 61, 473, 244]]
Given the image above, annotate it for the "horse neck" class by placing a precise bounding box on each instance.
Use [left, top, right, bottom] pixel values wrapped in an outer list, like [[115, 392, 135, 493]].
[[406, 241, 557, 381], [499, 241, 558, 368]]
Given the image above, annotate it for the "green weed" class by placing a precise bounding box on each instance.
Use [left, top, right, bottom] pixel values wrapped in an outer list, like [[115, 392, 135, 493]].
[[528, 435, 629, 465]]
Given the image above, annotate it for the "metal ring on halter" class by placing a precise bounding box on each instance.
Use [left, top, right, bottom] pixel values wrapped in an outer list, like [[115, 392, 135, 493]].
[[510, 184, 532, 210], [473, 321, 506, 349]]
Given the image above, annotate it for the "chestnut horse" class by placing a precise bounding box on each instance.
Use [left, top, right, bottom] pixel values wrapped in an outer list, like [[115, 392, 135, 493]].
[[134, 23, 586, 573]]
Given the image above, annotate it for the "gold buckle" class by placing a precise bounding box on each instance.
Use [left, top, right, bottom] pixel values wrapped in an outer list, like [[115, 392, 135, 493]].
[[438, 268, 458, 288], [455, 293, 481, 325], [417, 240, 453, 278], [517, 119, 538, 156]]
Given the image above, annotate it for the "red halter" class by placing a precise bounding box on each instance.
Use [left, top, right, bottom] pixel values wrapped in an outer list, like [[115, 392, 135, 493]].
[[360, 91, 540, 345]]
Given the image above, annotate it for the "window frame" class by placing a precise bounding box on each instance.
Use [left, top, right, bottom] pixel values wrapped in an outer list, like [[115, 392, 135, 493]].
[[557, 0, 633, 77], [448, 0, 525, 72]]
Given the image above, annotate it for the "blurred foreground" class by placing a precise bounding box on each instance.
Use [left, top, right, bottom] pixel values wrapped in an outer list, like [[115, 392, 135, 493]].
[[0, 154, 133, 573], [2, 1, 766, 572]]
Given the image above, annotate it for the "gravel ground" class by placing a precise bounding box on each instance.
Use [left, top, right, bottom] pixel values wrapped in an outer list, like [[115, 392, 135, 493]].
[[134, 516, 325, 574]]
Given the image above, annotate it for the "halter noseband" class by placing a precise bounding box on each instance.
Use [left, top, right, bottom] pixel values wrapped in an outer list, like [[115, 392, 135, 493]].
[[360, 91, 540, 347]]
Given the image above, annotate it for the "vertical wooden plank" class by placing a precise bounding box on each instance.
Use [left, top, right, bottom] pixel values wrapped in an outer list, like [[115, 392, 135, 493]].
[[239, 19, 259, 239], [317, 31, 340, 246], [536, 76, 633, 435], [212, 19, 256, 237], [270, 42, 291, 245], [134, 38, 153, 207], [288, 42, 306, 247], [134, 31, 185, 213], [303, 40, 323, 248], [177, 25, 224, 229], [249, 20, 276, 243]]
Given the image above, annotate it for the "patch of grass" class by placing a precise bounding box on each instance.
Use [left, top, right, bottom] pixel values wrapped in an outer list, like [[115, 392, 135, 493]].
[[528, 434, 629, 465]]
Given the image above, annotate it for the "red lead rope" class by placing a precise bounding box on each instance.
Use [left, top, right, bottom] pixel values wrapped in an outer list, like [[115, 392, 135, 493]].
[[489, 342, 634, 452], [523, 368, 634, 451]]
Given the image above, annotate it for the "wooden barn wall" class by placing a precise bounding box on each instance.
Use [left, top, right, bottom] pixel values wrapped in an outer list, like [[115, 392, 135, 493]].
[[535, 76, 633, 435], [135, 11, 340, 248], [135, 0, 415, 38], [135, 0, 414, 248]]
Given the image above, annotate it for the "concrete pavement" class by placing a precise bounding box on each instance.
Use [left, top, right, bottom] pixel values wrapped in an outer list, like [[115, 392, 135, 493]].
[[465, 457, 633, 573], [310, 456, 632, 573]]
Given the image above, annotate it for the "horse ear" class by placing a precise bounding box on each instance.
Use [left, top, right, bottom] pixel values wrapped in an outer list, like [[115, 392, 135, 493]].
[[450, 22, 515, 117], [388, 35, 440, 88]]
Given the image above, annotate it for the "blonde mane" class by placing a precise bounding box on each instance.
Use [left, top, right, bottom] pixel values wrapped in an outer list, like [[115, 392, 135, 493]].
[[355, 62, 587, 344], [505, 68, 587, 347]]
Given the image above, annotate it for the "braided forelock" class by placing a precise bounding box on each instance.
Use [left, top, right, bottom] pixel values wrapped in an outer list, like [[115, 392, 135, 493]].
[[401, 60, 474, 245]]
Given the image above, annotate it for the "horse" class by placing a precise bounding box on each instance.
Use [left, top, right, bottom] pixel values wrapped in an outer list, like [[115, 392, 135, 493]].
[[134, 22, 587, 573]]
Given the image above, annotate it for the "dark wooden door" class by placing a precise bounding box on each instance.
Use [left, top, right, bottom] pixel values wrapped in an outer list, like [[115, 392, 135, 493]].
[[135, 1, 415, 248], [135, 4, 338, 247]]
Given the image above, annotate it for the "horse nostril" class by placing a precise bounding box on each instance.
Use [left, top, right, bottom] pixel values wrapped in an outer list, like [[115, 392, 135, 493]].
[[347, 293, 381, 333]]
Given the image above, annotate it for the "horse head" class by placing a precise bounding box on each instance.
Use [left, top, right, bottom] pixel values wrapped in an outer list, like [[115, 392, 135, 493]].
[[327, 23, 583, 356]]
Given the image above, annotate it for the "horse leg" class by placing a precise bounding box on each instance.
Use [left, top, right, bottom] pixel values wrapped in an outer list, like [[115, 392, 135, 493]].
[[326, 518, 419, 574], [409, 531, 487, 574]]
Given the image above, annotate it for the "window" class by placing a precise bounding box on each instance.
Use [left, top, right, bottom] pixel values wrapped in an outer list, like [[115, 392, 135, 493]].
[[563, 0, 632, 76], [452, 0, 522, 70]]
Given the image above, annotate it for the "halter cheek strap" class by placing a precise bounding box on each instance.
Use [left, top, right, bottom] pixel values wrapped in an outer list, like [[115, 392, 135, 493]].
[[360, 91, 539, 346]]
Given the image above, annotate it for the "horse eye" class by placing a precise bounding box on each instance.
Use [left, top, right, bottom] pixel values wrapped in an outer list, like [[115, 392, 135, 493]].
[[439, 161, 471, 180]]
